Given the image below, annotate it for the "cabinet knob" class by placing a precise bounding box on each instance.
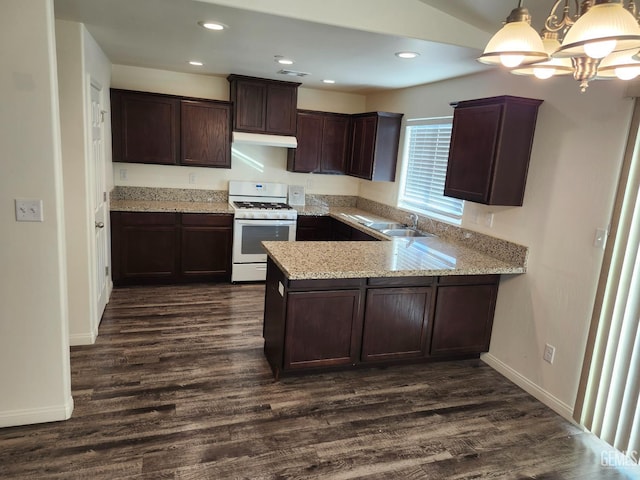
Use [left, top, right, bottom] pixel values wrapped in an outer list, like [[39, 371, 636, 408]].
[[95, 221, 105, 229]]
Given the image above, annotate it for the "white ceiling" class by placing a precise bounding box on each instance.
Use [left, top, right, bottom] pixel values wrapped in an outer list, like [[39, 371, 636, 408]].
[[53, 0, 557, 94]]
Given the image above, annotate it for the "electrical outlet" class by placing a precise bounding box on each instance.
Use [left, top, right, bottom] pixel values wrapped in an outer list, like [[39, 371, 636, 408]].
[[484, 213, 494, 228], [543, 344, 556, 364], [189, 173, 196, 184], [594, 227, 608, 249], [119, 168, 127, 180]]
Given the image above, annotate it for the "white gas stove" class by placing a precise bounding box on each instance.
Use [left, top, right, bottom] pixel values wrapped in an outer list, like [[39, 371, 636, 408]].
[[228, 181, 297, 282]]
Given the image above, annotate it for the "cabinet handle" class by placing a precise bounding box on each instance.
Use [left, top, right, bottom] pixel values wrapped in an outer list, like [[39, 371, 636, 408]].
[[95, 221, 105, 229]]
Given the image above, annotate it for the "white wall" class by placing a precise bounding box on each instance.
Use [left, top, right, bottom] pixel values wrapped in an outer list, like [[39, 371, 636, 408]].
[[110, 65, 365, 195], [364, 71, 633, 419], [56, 20, 112, 345], [0, 0, 73, 427]]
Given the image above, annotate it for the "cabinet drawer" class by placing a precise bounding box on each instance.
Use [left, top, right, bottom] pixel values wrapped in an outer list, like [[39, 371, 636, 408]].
[[288, 278, 364, 291], [181, 213, 233, 227], [368, 276, 434, 287], [119, 212, 178, 226], [437, 274, 499, 286]]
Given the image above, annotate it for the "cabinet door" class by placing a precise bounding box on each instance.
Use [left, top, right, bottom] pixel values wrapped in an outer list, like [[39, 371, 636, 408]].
[[111, 212, 180, 285], [285, 290, 362, 369], [330, 217, 353, 241], [348, 115, 377, 179], [180, 214, 232, 281], [288, 112, 323, 173], [296, 216, 333, 241], [321, 115, 351, 174], [361, 287, 433, 362], [266, 84, 297, 135], [233, 80, 267, 132], [114, 91, 179, 165], [350, 228, 378, 241], [444, 104, 502, 204], [181, 101, 231, 168], [431, 281, 498, 356]]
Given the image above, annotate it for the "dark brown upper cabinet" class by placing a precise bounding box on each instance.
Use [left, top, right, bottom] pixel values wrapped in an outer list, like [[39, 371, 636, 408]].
[[227, 75, 300, 136], [111, 89, 232, 168], [111, 90, 179, 165], [444, 95, 543, 206], [181, 100, 231, 168], [347, 112, 403, 182], [287, 110, 351, 174]]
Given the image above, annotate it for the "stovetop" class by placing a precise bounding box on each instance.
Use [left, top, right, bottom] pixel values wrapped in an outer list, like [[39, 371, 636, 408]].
[[233, 201, 294, 210]]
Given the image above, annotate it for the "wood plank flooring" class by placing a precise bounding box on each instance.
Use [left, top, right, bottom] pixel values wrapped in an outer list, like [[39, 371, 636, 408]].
[[1, 283, 639, 479]]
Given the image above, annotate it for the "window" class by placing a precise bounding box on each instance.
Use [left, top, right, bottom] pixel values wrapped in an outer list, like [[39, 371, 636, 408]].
[[397, 117, 464, 225]]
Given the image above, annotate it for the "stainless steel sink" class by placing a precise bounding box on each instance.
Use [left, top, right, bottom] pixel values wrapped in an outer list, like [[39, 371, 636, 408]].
[[382, 228, 423, 237], [363, 221, 405, 231]]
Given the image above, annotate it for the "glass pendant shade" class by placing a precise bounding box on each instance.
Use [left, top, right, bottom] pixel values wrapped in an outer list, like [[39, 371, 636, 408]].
[[511, 35, 573, 78], [597, 50, 640, 79], [478, 21, 548, 67], [555, 2, 640, 59]]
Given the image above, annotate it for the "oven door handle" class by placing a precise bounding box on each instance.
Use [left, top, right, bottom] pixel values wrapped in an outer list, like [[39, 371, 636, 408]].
[[235, 219, 296, 227]]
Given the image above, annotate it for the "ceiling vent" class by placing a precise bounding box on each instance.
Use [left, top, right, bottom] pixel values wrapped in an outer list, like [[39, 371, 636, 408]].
[[277, 69, 310, 77]]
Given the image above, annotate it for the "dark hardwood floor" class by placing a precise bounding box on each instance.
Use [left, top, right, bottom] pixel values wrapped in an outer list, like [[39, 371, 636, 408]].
[[1, 283, 638, 479]]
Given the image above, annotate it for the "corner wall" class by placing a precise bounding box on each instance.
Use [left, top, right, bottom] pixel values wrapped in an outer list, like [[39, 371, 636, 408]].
[[56, 20, 112, 345], [364, 71, 633, 419], [0, 0, 73, 427]]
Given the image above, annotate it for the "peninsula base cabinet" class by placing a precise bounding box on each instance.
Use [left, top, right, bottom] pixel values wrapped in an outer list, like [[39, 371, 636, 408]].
[[263, 258, 500, 377], [111, 212, 232, 285]]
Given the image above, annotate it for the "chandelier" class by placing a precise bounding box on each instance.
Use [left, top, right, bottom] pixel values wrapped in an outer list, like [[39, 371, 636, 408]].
[[478, 0, 640, 92]]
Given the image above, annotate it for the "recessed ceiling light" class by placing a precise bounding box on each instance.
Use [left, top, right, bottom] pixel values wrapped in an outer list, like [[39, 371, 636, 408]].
[[322, 79, 336, 84], [189, 61, 204, 66], [198, 21, 226, 31], [395, 51, 420, 59], [274, 55, 294, 65]]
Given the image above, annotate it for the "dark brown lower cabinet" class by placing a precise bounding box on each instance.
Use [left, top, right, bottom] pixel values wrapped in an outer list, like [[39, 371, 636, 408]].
[[361, 287, 433, 362], [111, 212, 180, 284], [263, 259, 501, 377], [430, 275, 499, 356], [181, 214, 232, 281], [297, 216, 379, 241], [111, 212, 232, 286], [295, 216, 333, 241], [285, 290, 362, 370]]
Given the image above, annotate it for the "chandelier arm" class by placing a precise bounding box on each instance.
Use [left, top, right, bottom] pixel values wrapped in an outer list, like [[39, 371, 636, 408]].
[[544, 0, 580, 34]]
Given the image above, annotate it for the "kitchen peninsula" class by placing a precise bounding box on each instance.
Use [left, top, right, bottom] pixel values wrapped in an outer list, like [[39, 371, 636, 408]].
[[262, 220, 527, 378]]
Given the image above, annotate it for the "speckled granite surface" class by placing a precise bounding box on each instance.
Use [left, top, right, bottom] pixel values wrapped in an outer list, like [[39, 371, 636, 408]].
[[263, 237, 524, 280], [109, 187, 529, 277], [111, 186, 228, 203], [111, 200, 234, 214]]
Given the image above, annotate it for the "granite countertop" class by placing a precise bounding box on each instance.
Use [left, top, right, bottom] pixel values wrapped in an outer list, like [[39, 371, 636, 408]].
[[110, 199, 234, 214], [110, 198, 527, 279], [263, 236, 525, 280]]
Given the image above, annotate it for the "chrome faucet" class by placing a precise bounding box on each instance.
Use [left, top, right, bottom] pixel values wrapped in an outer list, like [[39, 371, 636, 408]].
[[408, 213, 418, 229]]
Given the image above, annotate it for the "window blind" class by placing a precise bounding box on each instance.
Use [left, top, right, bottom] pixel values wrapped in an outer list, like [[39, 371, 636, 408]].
[[398, 120, 463, 224], [574, 99, 640, 463]]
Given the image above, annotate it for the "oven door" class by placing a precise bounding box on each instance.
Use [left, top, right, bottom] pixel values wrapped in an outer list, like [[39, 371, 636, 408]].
[[233, 218, 296, 264]]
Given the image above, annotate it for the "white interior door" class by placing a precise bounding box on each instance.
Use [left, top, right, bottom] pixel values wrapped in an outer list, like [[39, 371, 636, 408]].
[[90, 79, 108, 325]]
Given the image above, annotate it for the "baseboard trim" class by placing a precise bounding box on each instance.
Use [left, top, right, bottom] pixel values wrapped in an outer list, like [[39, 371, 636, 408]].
[[481, 353, 575, 423], [69, 330, 97, 346], [0, 396, 74, 428]]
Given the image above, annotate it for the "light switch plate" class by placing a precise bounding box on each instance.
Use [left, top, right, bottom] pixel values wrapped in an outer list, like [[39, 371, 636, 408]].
[[594, 228, 608, 249], [15, 199, 44, 222]]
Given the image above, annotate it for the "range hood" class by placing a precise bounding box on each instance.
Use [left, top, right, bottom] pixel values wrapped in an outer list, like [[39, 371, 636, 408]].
[[232, 131, 297, 148]]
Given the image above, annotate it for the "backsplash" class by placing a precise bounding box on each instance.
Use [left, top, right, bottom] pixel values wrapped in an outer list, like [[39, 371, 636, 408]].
[[111, 186, 227, 202]]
